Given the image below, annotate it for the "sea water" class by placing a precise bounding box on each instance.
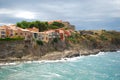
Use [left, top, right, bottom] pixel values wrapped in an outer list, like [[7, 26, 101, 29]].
[[0, 52, 120, 80]]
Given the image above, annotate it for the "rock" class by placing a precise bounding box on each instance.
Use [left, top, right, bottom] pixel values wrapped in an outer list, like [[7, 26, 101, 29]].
[[0, 39, 120, 63], [65, 53, 80, 58]]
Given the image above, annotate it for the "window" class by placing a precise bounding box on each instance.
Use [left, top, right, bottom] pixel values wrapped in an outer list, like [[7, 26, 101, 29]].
[[15, 33, 18, 35], [34, 33, 37, 38], [1, 31, 5, 34], [1, 35, 5, 38], [10, 34, 13, 36]]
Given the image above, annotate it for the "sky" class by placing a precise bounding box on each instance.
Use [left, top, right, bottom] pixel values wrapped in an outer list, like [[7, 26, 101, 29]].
[[0, 0, 120, 31]]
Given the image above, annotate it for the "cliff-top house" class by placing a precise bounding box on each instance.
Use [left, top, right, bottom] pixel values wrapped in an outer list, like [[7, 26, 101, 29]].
[[26, 27, 39, 40], [0, 20, 74, 43], [0, 25, 7, 38]]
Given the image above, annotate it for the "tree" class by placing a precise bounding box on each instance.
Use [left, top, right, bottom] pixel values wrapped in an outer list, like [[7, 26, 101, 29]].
[[21, 21, 29, 28], [16, 20, 64, 31], [50, 22, 64, 28], [34, 21, 48, 32], [16, 22, 21, 27], [29, 22, 35, 28], [17, 21, 29, 29], [50, 26, 59, 29]]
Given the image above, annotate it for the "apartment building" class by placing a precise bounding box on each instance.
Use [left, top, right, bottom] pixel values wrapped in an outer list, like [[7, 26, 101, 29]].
[[0, 24, 73, 42], [0, 26, 7, 38]]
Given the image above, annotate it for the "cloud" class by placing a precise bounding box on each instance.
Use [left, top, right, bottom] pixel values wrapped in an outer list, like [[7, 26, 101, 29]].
[[0, 0, 120, 20], [0, 0, 120, 30], [14, 11, 36, 19], [0, 8, 36, 19]]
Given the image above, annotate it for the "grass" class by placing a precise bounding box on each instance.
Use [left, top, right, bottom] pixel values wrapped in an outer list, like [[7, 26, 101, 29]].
[[0, 37, 24, 41]]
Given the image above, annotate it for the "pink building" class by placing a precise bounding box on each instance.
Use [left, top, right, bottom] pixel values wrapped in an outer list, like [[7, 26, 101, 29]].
[[64, 30, 71, 37], [55, 29, 65, 41]]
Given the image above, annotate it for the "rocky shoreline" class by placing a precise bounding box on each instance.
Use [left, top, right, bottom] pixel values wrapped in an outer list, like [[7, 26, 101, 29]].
[[0, 48, 119, 64]]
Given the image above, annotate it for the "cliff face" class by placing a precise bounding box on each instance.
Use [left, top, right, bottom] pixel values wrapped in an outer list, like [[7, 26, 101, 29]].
[[0, 40, 68, 61]]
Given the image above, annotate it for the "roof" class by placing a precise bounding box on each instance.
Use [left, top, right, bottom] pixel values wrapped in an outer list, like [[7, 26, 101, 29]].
[[27, 27, 39, 32], [20, 29, 30, 32], [0, 25, 8, 29]]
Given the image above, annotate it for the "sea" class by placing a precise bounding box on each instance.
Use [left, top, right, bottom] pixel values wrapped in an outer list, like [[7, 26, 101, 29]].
[[0, 51, 120, 80]]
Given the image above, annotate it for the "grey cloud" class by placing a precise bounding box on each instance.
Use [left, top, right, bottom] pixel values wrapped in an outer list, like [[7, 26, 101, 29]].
[[0, 0, 120, 30]]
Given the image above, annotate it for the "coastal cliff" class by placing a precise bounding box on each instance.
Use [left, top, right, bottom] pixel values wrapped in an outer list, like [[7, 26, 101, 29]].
[[0, 30, 120, 63]]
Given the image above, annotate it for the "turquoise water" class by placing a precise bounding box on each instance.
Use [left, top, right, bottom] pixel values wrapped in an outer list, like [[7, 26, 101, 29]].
[[0, 52, 120, 80]]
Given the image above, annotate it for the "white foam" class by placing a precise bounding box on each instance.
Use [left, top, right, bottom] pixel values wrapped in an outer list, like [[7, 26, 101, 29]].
[[31, 57, 81, 63], [0, 62, 17, 66], [0, 56, 83, 66], [98, 52, 106, 55], [0, 52, 106, 66], [24, 61, 33, 63], [61, 56, 85, 62], [117, 50, 120, 52], [0, 53, 101, 66], [41, 72, 61, 78], [27, 56, 85, 64], [89, 52, 105, 57]]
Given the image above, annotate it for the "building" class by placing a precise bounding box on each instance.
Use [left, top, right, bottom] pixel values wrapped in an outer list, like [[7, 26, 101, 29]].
[[26, 27, 39, 40], [55, 29, 65, 41], [45, 30, 60, 42], [39, 30, 57, 42], [0, 25, 33, 39], [36, 30, 60, 42], [38, 32, 45, 41], [0, 26, 7, 38], [64, 30, 71, 37], [9, 26, 24, 38], [20, 29, 32, 40], [27, 27, 39, 32], [0, 24, 73, 42]]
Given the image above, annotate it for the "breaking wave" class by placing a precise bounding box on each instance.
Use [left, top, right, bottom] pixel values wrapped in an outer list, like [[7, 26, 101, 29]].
[[0, 52, 120, 80], [0, 51, 107, 66]]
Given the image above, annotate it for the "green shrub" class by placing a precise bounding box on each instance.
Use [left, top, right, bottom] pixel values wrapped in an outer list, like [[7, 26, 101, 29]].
[[67, 36, 76, 43], [0, 37, 24, 41], [36, 40, 43, 45], [52, 38, 60, 43], [100, 35, 108, 41]]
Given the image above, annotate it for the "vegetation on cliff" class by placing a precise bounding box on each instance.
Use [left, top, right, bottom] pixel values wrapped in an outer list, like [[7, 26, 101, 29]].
[[0, 37, 24, 41], [67, 30, 120, 50], [16, 20, 64, 32]]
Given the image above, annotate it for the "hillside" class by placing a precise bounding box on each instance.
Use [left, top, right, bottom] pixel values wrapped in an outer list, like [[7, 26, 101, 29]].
[[0, 30, 120, 63]]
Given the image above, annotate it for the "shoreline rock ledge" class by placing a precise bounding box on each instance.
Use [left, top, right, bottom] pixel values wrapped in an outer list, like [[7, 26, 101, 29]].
[[0, 47, 118, 64]]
